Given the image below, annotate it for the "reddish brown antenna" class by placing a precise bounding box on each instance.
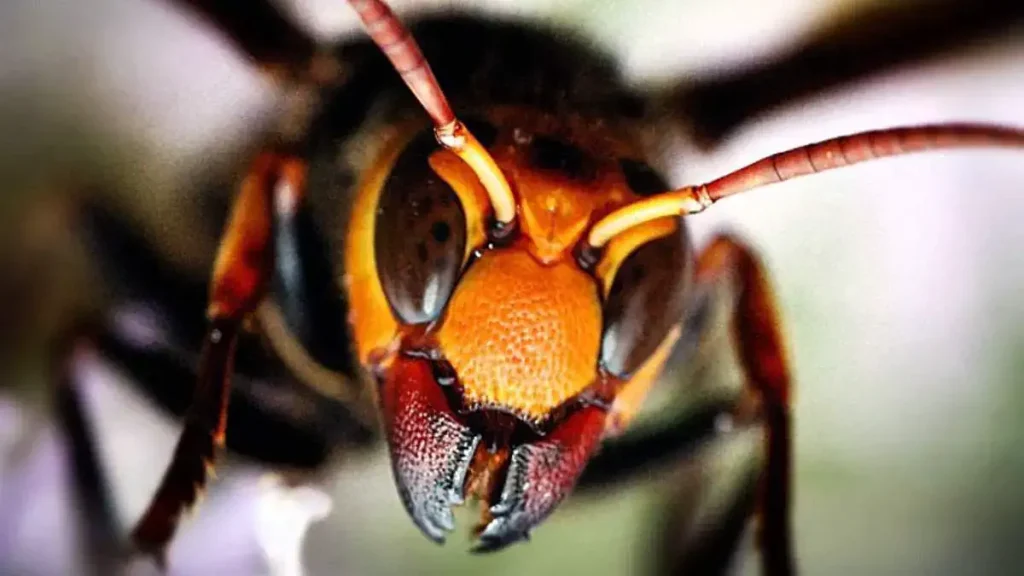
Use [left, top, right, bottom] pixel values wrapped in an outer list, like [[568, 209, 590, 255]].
[[588, 123, 1024, 248], [346, 0, 516, 225]]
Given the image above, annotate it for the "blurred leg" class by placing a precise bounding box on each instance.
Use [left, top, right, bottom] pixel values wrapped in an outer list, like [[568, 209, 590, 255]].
[[128, 150, 367, 563], [78, 200, 374, 470], [164, 0, 330, 82], [51, 329, 127, 576], [664, 0, 1024, 146]]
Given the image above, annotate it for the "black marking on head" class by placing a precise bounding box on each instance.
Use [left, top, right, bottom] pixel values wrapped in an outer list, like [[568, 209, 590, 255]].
[[462, 116, 499, 149], [528, 135, 594, 180], [619, 159, 668, 197]]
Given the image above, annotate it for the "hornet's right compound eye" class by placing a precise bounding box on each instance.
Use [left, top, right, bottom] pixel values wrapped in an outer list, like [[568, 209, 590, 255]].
[[375, 128, 469, 325]]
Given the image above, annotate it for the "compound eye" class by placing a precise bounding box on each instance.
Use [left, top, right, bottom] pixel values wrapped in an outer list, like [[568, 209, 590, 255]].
[[600, 225, 692, 377], [375, 128, 468, 325]]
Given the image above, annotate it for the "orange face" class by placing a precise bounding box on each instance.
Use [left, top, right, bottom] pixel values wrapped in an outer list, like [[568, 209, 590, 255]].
[[343, 106, 693, 549]]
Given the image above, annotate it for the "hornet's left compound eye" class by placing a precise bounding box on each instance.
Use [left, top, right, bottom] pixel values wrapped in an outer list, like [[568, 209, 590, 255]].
[[599, 222, 692, 378], [375, 128, 469, 325]]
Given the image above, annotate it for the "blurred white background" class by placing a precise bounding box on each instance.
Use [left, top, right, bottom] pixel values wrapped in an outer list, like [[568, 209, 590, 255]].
[[0, 0, 1023, 575]]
